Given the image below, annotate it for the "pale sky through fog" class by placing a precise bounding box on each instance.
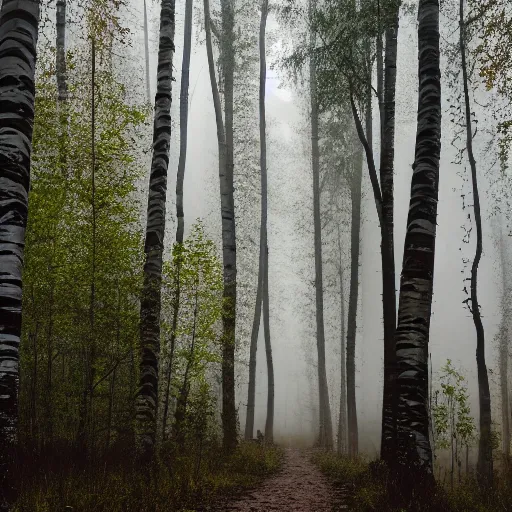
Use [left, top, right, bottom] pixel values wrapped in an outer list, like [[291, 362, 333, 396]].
[[139, 0, 506, 451]]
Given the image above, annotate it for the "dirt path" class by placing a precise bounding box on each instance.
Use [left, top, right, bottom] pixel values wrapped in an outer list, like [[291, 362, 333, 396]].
[[219, 448, 348, 511]]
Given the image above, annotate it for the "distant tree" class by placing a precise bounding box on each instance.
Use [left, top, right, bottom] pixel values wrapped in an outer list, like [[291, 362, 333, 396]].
[[259, 0, 275, 443], [497, 225, 511, 459], [309, 0, 334, 450], [459, 0, 492, 486]]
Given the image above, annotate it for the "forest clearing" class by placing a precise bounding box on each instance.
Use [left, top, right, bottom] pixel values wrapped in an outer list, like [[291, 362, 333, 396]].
[[1, 0, 512, 510]]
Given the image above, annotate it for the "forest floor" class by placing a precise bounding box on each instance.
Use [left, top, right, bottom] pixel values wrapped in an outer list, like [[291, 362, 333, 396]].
[[213, 447, 348, 511]]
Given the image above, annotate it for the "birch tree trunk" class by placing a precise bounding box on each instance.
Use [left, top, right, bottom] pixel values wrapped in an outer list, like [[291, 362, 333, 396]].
[[395, 0, 440, 477], [310, 0, 333, 449], [161, 0, 193, 440], [220, 0, 238, 453], [137, 0, 175, 463], [203, 0, 238, 452], [459, 0, 492, 485], [0, 0, 40, 507]]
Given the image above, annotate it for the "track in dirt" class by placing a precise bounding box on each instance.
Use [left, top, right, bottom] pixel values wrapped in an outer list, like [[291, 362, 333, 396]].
[[217, 447, 348, 511]]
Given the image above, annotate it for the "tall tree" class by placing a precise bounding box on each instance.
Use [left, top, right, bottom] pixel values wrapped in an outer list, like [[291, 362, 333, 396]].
[[161, 0, 194, 440], [203, 0, 238, 452], [336, 224, 347, 454], [310, 0, 334, 449], [346, 147, 363, 457], [379, 0, 400, 465], [459, 0, 492, 485], [394, 0, 441, 477], [498, 224, 510, 460], [137, 0, 176, 462], [309, 0, 401, 457], [259, 0, 274, 443], [0, 0, 40, 507]]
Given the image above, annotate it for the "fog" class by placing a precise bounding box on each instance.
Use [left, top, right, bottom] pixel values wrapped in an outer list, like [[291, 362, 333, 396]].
[[138, 0, 505, 453]]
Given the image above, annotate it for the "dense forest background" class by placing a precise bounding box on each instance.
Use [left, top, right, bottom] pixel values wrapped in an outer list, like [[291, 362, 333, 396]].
[[1, 0, 512, 510]]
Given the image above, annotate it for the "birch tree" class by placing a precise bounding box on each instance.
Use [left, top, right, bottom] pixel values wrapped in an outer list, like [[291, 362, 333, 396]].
[[137, 0, 176, 462], [161, 0, 193, 441], [0, 0, 40, 507], [395, 0, 440, 478], [203, 0, 238, 452]]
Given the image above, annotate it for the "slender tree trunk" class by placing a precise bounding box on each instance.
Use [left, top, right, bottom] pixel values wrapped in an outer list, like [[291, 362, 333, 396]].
[[395, 0, 441, 478], [245, 0, 269, 443], [161, 331, 176, 440], [77, 36, 98, 454], [51, 0, 67, 445], [259, 0, 274, 444], [263, 244, 274, 442], [173, 285, 199, 446], [56, 0, 68, 103], [106, 368, 116, 451], [337, 224, 347, 455], [219, 0, 238, 453], [204, 0, 237, 452], [29, 324, 39, 440], [45, 283, 55, 445], [136, 0, 176, 463], [380, 4, 400, 465], [459, 0, 492, 486], [346, 148, 363, 457], [162, 0, 193, 442], [499, 227, 510, 459], [176, 0, 192, 246], [143, 0, 151, 103], [0, 1, 40, 507], [89, 36, 97, 452], [245, 265, 262, 440], [310, 0, 333, 449]]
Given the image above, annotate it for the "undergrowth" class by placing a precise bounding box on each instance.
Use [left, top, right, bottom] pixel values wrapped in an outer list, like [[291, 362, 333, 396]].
[[14, 441, 283, 511], [313, 451, 512, 512]]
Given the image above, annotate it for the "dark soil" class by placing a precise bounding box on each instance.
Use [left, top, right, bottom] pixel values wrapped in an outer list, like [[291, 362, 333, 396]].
[[215, 447, 348, 511]]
